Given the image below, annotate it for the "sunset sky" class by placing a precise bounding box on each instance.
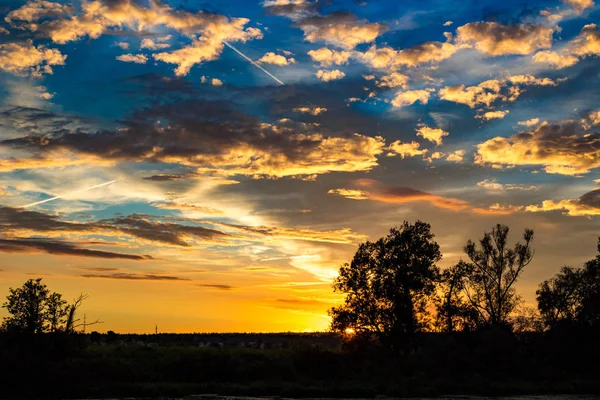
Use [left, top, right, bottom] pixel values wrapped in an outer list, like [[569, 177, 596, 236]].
[[0, 0, 599, 333]]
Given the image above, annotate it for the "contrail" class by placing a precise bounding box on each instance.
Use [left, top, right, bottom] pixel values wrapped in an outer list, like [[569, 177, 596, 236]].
[[222, 41, 285, 86], [22, 180, 117, 208]]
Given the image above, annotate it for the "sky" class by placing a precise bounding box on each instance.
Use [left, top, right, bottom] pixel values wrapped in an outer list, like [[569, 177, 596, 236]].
[[0, 0, 599, 333]]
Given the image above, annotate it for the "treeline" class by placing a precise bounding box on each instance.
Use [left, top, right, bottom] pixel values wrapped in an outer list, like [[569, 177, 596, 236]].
[[330, 222, 600, 355]]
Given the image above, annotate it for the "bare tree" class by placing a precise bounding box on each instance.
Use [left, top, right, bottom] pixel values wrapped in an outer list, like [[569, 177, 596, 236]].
[[460, 224, 535, 328]]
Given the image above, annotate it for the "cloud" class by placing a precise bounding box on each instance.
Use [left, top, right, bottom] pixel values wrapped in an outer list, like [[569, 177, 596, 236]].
[[0, 205, 365, 248], [116, 53, 148, 63], [391, 89, 431, 107], [439, 75, 562, 109], [5, 0, 72, 23], [472, 203, 524, 215], [477, 178, 540, 191], [197, 284, 234, 290], [376, 72, 409, 89], [153, 202, 224, 215], [211, 78, 223, 86], [258, 52, 296, 66], [316, 69, 345, 81], [525, 188, 600, 216], [80, 273, 188, 280], [327, 189, 369, 200], [444, 21, 453, 27], [0, 103, 386, 179], [296, 12, 387, 49], [344, 179, 470, 211], [589, 110, 600, 125], [293, 106, 327, 115], [140, 38, 171, 51], [475, 120, 600, 175], [262, 0, 318, 20], [455, 22, 553, 56], [359, 41, 459, 69], [532, 51, 579, 69], [478, 110, 509, 120], [563, 0, 595, 13], [116, 41, 129, 50], [446, 149, 465, 163], [533, 24, 599, 70], [518, 118, 541, 127], [416, 125, 449, 145], [0, 40, 66, 77], [0, 27, 9, 35], [307, 47, 351, 66], [569, 23, 600, 58], [386, 141, 428, 158], [0, 238, 150, 260], [7, 0, 264, 76]]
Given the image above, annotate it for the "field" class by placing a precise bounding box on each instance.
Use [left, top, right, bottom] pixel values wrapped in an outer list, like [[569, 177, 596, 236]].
[[1, 330, 599, 399]]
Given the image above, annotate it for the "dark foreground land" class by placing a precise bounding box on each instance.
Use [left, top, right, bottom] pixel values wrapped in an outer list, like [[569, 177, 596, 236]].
[[1, 330, 600, 399]]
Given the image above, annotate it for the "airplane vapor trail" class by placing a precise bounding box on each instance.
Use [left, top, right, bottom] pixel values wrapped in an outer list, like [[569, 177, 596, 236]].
[[22, 180, 117, 208], [222, 41, 285, 86]]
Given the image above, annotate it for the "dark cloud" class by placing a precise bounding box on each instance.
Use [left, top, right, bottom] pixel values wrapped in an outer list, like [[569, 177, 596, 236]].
[[0, 238, 150, 260], [476, 121, 600, 175], [143, 172, 199, 181], [579, 189, 600, 208], [98, 214, 232, 247], [1, 206, 232, 247], [1, 101, 384, 179], [263, 0, 320, 20], [197, 284, 234, 290], [80, 273, 189, 281]]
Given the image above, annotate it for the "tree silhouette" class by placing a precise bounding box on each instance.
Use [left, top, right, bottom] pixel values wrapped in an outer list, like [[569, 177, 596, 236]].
[[461, 224, 534, 329], [537, 266, 583, 329], [329, 221, 441, 355], [579, 238, 600, 327], [435, 261, 478, 332], [2, 278, 50, 334], [46, 292, 69, 333], [1, 278, 100, 334], [538, 238, 600, 329]]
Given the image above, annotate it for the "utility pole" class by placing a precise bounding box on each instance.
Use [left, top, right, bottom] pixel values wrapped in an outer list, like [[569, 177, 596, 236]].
[[155, 324, 158, 335], [83, 313, 87, 334]]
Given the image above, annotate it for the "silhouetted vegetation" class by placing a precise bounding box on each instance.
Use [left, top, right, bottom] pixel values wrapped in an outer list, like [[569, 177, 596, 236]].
[[1, 222, 600, 398]]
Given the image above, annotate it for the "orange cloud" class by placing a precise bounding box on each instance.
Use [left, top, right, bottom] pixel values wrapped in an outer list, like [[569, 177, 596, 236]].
[[456, 22, 553, 56], [316, 69, 346, 81], [386, 141, 428, 158], [258, 52, 296, 66], [307, 47, 351, 66], [525, 188, 600, 216], [416, 125, 449, 145], [116, 53, 148, 63], [391, 89, 431, 107], [475, 121, 600, 175], [328, 179, 471, 211], [297, 13, 387, 49], [359, 41, 459, 70], [0, 40, 66, 77]]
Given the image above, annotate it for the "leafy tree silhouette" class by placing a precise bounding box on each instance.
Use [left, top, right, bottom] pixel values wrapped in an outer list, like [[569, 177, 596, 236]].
[[1, 278, 100, 334], [537, 238, 600, 329], [329, 221, 441, 356], [2, 278, 50, 334]]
